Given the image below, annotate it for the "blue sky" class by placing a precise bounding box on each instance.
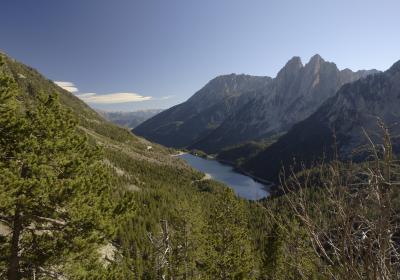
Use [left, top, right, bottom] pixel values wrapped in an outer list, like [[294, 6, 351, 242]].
[[1, 0, 399, 111]]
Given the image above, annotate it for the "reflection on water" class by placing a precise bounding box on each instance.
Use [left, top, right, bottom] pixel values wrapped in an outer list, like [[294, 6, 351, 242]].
[[179, 153, 269, 200]]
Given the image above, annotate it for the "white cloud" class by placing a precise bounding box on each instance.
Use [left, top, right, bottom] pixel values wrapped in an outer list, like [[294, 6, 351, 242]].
[[76, 92, 96, 98], [76, 92, 152, 104], [54, 81, 78, 93], [54, 80, 159, 104]]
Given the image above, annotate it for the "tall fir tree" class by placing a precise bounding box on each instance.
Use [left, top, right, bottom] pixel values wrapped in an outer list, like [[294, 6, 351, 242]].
[[170, 198, 207, 279], [0, 57, 114, 279], [203, 188, 255, 279]]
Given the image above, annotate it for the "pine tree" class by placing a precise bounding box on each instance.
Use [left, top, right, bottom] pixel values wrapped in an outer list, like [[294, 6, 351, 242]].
[[263, 222, 286, 280], [170, 198, 207, 279], [262, 217, 319, 280], [203, 188, 255, 279], [0, 59, 113, 279]]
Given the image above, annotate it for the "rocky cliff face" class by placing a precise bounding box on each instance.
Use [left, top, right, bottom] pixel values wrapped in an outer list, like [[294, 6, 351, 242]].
[[243, 60, 400, 183], [133, 74, 272, 147], [192, 55, 378, 152], [135, 55, 377, 153]]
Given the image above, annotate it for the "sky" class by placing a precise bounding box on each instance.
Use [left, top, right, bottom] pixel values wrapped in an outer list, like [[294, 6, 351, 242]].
[[1, 0, 399, 111]]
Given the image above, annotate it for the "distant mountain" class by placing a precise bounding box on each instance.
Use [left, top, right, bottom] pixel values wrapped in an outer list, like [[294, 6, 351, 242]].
[[134, 74, 272, 147], [99, 109, 163, 129], [192, 55, 378, 153], [242, 60, 400, 183], [134, 55, 377, 153]]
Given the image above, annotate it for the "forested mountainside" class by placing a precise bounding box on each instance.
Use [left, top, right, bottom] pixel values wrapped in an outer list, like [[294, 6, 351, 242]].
[[135, 55, 377, 153], [0, 54, 260, 279], [2, 53, 400, 280], [243, 60, 400, 183], [99, 109, 163, 129]]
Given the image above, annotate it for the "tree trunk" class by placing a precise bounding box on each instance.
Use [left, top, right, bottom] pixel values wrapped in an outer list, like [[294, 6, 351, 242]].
[[7, 204, 22, 280]]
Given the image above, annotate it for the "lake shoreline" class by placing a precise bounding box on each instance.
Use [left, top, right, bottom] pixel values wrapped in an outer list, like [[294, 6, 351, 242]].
[[216, 158, 273, 187], [174, 150, 273, 194], [178, 153, 269, 200]]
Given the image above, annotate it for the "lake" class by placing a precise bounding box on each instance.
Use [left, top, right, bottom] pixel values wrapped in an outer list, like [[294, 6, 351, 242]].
[[179, 153, 269, 200]]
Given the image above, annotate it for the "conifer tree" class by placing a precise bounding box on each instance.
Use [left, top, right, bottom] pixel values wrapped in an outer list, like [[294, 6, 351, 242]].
[[263, 222, 286, 280], [171, 198, 207, 279], [262, 217, 319, 280], [0, 58, 113, 279], [204, 188, 255, 279]]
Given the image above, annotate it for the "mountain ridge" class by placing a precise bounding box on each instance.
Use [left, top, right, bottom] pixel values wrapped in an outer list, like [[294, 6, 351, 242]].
[[189, 55, 378, 152], [242, 59, 400, 183], [134, 73, 273, 147], [135, 55, 378, 153]]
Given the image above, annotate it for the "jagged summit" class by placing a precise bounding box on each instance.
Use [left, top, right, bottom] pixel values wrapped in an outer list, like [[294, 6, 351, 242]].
[[135, 55, 378, 153], [187, 73, 272, 106], [243, 59, 400, 182], [388, 59, 400, 74], [276, 56, 303, 80], [309, 53, 323, 62], [305, 54, 325, 70], [285, 56, 303, 68]]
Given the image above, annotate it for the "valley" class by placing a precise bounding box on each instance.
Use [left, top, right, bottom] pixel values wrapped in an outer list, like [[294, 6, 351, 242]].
[[2, 51, 400, 279], [2, 2, 400, 278]]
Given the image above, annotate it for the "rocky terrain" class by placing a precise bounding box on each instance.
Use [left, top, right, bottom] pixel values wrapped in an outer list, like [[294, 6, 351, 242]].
[[134, 74, 272, 147], [135, 55, 378, 153], [243, 60, 400, 182], [192, 55, 378, 153]]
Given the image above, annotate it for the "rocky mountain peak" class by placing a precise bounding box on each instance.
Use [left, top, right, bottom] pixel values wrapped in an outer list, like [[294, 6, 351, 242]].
[[135, 54, 377, 153], [242, 60, 400, 183], [304, 54, 328, 74], [287, 56, 303, 67], [283, 56, 303, 70], [275, 56, 303, 82], [309, 54, 323, 63], [388, 60, 400, 75]]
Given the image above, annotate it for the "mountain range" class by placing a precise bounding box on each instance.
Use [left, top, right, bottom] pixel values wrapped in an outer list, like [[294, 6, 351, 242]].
[[98, 109, 163, 129], [134, 55, 378, 153], [242, 60, 400, 182], [133, 55, 400, 185]]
